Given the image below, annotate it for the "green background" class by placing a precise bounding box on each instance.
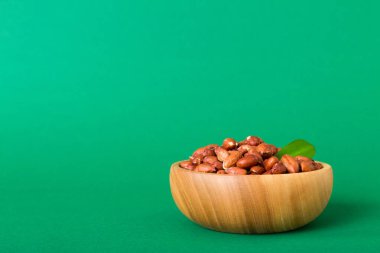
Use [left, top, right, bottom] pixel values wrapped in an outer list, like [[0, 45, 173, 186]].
[[1, 0, 379, 252]]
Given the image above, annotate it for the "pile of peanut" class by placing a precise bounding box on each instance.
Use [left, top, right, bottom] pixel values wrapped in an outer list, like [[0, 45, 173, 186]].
[[179, 136, 323, 175]]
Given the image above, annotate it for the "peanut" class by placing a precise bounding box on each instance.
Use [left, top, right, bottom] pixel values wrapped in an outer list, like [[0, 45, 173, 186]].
[[226, 167, 247, 175], [295, 155, 312, 163], [245, 151, 263, 164], [203, 156, 223, 170], [271, 162, 287, 174], [246, 136, 263, 146], [250, 166, 266, 175], [236, 155, 261, 168], [179, 135, 326, 176], [203, 156, 219, 164], [238, 140, 248, 146], [205, 144, 218, 150], [222, 138, 238, 150], [281, 154, 299, 173], [315, 162, 323, 170], [195, 163, 216, 173], [223, 151, 242, 169], [263, 156, 279, 171], [300, 160, 317, 172], [189, 155, 203, 165], [256, 143, 278, 159], [192, 146, 215, 158], [215, 147, 229, 162], [238, 145, 256, 154], [213, 161, 223, 170], [179, 161, 196, 170]]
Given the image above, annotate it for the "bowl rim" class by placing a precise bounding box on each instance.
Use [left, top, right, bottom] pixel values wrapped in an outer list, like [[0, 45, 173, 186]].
[[171, 160, 332, 177]]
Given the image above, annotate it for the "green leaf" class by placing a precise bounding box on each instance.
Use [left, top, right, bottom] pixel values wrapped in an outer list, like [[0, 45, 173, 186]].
[[276, 139, 316, 159]]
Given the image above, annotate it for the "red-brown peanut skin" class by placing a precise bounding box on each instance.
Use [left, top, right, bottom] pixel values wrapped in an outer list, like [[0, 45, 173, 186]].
[[300, 160, 317, 172], [203, 148, 215, 157], [213, 161, 223, 170], [195, 163, 216, 173], [182, 136, 325, 176], [223, 151, 242, 169], [192, 147, 206, 157], [189, 155, 203, 165], [203, 156, 219, 164], [238, 145, 257, 154], [315, 162, 324, 170], [256, 143, 278, 159], [236, 155, 260, 169], [250, 166, 266, 175], [263, 156, 279, 171], [246, 136, 263, 146], [179, 161, 196, 170], [238, 140, 248, 146], [203, 156, 223, 170], [226, 167, 247, 175], [205, 144, 218, 150], [192, 146, 215, 158], [215, 147, 229, 162], [281, 154, 300, 173], [244, 151, 263, 164], [295, 155, 312, 163], [271, 162, 287, 174], [222, 138, 238, 150]]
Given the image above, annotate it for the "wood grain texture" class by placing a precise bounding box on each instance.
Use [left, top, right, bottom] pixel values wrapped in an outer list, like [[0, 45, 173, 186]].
[[170, 161, 333, 234]]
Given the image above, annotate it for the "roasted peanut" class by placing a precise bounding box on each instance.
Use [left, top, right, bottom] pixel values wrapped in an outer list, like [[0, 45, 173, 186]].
[[196, 163, 216, 173], [281, 154, 299, 173], [238, 145, 256, 154], [300, 160, 317, 172], [203, 156, 223, 170], [190, 155, 203, 165], [246, 146, 258, 154], [213, 161, 223, 170], [295, 155, 312, 163], [250, 166, 266, 175], [192, 147, 205, 157], [203, 148, 215, 157], [192, 146, 215, 158], [180, 135, 326, 175], [179, 161, 196, 170], [205, 144, 218, 150], [238, 140, 248, 146], [246, 136, 263, 146], [256, 143, 278, 158], [223, 151, 242, 169], [244, 151, 263, 164], [315, 162, 323, 170], [222, 138, 238, 150], [236, 155, 261, 168], [263, 156, 279, 171], [271, 162, 287, 174], [215, 147, 229, 162], [226, 167, 248, 175], [203, 156, 219, 164]]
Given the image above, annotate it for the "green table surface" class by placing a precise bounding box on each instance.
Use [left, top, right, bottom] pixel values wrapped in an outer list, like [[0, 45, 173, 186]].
[[1, 0, 380, 252]]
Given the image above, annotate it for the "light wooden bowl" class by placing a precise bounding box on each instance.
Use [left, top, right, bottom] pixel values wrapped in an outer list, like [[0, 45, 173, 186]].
[[170, 161, 333, 234]]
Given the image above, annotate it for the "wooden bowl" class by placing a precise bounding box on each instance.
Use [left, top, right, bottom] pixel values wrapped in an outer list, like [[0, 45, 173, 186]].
[[170, 161, 333, 234]]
